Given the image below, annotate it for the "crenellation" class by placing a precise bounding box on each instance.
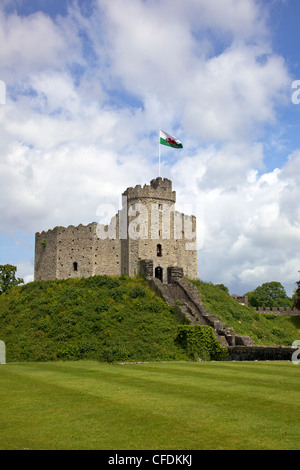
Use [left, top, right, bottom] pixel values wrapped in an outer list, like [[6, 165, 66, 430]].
[[124, 177, 176, 204]]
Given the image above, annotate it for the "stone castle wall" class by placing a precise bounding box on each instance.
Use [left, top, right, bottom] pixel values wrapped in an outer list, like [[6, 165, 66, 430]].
[[231, 295, 300, 316], [35, 222, 122, 280], [34, 177, 198, 282], [251, 306, 300, 316], [35, 227, 58, 280]]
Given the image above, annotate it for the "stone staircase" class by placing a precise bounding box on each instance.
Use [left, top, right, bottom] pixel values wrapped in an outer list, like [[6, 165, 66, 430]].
[[147, 277, 255, 348]]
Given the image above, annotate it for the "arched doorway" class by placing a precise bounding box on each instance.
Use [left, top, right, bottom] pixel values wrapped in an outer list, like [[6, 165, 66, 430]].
[[155, 266, 163, 282]]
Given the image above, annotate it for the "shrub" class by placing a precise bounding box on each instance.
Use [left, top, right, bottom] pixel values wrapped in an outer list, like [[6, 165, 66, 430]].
[[176, 325, 228, 361], [57, 344, 82, 360], [271, 327, 285, 339], [95, 302, 110, 313], [101, 345, 129, 363], [109, 288, 124, 301], [80, 275, 120, 289], [129, 286, 146, 298]]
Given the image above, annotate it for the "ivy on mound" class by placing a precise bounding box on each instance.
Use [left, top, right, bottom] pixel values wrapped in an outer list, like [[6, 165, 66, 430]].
[[176, 325, 228, 361]]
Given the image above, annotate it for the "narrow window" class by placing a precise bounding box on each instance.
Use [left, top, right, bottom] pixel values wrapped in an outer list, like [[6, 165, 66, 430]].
[[157, 244, 162, 257], [73, 261, 78, 272], [158, 203, 163, 210]]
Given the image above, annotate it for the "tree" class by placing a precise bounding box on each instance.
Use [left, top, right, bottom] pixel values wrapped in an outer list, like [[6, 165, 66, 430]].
[[215, 283, 229, 294], [246, 281, 292, 308], [0, 264, 24, 294], [293, 280, 300, 310]]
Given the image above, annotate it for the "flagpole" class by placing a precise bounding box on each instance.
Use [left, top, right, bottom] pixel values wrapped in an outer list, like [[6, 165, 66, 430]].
[[158, 130, 161, 177]]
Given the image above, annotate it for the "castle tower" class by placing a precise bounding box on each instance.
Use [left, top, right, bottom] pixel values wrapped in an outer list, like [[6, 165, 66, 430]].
[[34, 177, 198, 283]]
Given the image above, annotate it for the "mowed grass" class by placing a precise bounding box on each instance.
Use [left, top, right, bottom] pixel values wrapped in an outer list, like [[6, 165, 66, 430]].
[[0, 360, 299, 450]]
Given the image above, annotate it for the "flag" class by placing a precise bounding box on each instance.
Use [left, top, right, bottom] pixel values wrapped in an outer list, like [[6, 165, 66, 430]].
[[159, 130, 183, 149]]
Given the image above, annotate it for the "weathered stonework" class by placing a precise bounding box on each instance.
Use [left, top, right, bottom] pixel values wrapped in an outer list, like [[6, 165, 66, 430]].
[[35, 177, 198, 282], [228, 345, 296, 361], [251, 306, 300, 316], [35, 222, 122, 280], [231, 296, 300, 316]]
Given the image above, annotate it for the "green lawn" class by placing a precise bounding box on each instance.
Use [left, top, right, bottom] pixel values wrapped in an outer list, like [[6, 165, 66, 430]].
[[0, 361, 299, 450]]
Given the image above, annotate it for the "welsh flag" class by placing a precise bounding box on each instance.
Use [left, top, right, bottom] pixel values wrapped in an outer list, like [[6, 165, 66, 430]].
[[160, 130, 183, 149]]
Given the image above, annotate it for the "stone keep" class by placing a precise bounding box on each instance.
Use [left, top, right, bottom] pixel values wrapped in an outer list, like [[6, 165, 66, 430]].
[[34, 177, 198, 283]]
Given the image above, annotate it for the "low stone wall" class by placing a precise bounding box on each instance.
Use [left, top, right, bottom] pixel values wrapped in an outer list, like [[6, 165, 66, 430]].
[[231, 295, 300, 316], [139, 259, 154, 279], [252, 306, 300, 316], [228, 345, 296, 361]]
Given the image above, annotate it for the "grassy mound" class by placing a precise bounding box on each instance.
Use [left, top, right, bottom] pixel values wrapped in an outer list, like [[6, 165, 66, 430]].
[[1, 275, 298, 363], [0, 275, 190, 362], [191, 280, 300, 345]]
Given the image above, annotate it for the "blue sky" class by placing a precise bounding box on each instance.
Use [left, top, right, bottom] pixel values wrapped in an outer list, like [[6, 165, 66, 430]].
[[1, 0, 300, 296]]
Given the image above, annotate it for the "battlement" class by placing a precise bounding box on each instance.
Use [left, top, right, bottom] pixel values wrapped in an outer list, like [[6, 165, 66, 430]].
[[123, 177, 176, 203], [36, 223, 97, 238]]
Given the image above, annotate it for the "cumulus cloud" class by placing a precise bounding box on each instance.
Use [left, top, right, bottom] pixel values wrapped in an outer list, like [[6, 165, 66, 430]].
[[0, 9, 74, 80], [171, 153, 300, 296], [98, 0, 289, 142]]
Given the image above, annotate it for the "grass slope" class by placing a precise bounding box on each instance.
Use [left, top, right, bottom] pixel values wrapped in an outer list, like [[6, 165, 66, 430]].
[[1, 276, 299, 364], [191, 280, 300, 346], [0, 361, 299, 450], [0, 275, 189, 363]]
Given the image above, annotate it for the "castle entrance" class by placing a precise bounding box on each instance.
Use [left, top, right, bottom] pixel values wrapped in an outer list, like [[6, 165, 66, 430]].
[[155, 266, 163, 282]]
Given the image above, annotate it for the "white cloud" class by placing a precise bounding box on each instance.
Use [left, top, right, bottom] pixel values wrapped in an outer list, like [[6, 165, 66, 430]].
[[198, 0, 265, 37], [173, 157, 300, 296], [97, 0, 289, 142], [182, 48, 289, 142], [0, 10, 72, 80]]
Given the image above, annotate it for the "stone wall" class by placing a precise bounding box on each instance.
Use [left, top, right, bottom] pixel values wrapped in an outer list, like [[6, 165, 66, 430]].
[[228, 345, 296, 361], [35, 177, 198, 283], [231, 295, 300, 316], [35, 222, 122, 280], [139, 259, 154, 279], [35, 227, 58, 280], [251, 306, 300, 316]]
